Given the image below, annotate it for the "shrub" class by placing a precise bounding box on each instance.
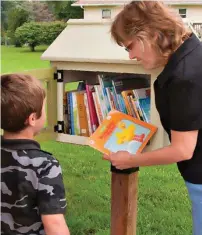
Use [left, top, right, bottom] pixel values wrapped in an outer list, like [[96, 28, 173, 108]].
[[15, 22, 42, 51], [42, 21, 66, 45], [15, 21, 66, 51]]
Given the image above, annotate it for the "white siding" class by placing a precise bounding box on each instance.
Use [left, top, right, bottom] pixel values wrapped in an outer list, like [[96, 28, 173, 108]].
[[172, 5, 202, 22], [83, 4, 202, 22], [84, 6, 121, 20]]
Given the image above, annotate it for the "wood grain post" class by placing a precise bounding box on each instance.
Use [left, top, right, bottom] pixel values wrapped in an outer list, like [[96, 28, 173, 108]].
[[111, 171, 138, 235]]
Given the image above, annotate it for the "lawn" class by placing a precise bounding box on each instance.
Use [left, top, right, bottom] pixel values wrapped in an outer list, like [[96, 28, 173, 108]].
[[1, 45, 50, 74], [42, 141, 192, 235], [1, 45, 192, 235]]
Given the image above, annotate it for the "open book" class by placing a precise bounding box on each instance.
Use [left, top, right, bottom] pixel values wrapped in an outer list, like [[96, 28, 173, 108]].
[[87, 110, 157, 155]]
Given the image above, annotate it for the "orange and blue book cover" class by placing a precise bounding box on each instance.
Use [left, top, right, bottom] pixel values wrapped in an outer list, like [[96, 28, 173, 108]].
[[87, 109, 157, 155]]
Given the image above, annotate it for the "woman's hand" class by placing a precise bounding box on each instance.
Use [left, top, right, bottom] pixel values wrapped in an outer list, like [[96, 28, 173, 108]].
[[103, 151, 136, 170]]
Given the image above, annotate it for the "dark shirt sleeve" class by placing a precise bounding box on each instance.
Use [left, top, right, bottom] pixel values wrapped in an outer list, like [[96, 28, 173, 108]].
[[37, 156, 67, 215], [169, 80, 202, 131]]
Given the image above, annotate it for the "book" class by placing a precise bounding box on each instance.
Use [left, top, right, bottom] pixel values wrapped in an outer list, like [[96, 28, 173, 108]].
[[87, 110, 157, 155], [133, 88, 151, 123], [76, 91, 89, 137], [86, 85, 99, 132], [72, 92, 80, 135], [63, 92, 69, 134], [84, 92, 92, 135]]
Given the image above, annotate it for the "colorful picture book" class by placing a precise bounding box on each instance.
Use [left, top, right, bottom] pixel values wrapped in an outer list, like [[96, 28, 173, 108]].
[[87, 110, 157, 155]]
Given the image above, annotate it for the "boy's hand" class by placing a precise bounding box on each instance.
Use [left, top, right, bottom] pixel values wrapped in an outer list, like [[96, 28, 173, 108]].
[[103, 151, 136, 170]]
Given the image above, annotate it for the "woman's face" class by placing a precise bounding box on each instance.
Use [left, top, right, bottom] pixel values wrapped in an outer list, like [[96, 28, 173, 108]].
[[123, 38, 162, 70]]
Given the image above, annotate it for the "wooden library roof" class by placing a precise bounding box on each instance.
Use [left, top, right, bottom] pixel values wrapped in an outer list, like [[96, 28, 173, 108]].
[[41, 20, 140, 64]]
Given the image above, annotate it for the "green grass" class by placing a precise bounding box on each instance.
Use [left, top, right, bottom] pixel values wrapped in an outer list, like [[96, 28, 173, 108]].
[[41, 141, 192, 235], [1, 45, 50, 74], [1, 45, 78, 91], [2, 45, 192, 235]]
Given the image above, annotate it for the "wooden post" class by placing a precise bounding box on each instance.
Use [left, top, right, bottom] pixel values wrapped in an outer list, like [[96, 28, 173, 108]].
[[111, 171, 138, 235]]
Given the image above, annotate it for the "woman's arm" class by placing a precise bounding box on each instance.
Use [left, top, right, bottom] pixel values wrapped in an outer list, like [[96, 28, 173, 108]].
[[103, 130, 198, 169]]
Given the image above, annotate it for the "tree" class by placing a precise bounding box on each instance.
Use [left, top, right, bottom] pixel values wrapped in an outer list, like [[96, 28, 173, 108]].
[[1, 1, 16, 32], [15, 22, 42, 51], [47, 1, 83, 21], [28, 2, 55, 22], [42, 21, 66, 45], [7, 7, 30, 46], [15, 21, 66, 51], [1, 1, 16, 45]]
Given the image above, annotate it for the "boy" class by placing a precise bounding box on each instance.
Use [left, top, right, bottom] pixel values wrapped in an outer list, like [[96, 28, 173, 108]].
[[1, 74, 70, 235]]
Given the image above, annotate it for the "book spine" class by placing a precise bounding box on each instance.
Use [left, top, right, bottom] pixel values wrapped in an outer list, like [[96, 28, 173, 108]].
[[86, 85, 99, 132], [94, 85, 108, 118], [109, 88, 116, 110], [112, 81, 122, 111], [63, 92, 68, 134], [92, 92, 103, 125], [84, 92, 92, 135], [121, 91, 132, 116], [130, 96, 140, 120], [72, 92, 80, 135], [106, 87, 114, 110], [111, 86, 119, 110], [117, 94, 125, 113], [127, 95, 136, 118], [76, 92, 89, 137], [139, 98, 150, 123], [103, 88, 111, 112], [69, 92, 75, 135], [134, 99, 144, 121], [98, 75, 111, 112], [67, 93, 72, 134]]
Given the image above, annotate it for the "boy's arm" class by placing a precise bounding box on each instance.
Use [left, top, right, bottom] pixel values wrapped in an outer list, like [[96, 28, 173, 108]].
[[41, 214, 70, 235], [37, 155, 70, 235]]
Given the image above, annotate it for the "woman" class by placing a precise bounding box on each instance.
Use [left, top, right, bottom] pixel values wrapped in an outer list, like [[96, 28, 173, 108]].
[[103, 1, 202, 235]]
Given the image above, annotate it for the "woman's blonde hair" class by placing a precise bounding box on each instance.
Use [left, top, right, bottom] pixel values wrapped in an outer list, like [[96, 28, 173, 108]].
[[111, 1, 191, 61]]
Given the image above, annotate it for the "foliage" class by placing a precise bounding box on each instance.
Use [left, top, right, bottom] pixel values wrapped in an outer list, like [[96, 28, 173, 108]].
[[15, 21, 66, 51], [47, 1, 83, 21], [15, 22, 43, 51], [1, 1, 16, 32], [7, 7, 30, 47], [1, 1, 54, 46], [42, 21, 66, 45], [28, 2, 55, 22]]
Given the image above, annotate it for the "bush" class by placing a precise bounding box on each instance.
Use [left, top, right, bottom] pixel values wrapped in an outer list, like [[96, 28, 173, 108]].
[[15, 21, 66, 51], [15, 22, 42, 51], [42, 21, 66, 45]]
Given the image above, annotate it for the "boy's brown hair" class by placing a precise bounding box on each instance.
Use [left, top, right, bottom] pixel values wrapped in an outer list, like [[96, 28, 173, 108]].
[[111, 1, 191, 62], [1, 74, 46, 132]]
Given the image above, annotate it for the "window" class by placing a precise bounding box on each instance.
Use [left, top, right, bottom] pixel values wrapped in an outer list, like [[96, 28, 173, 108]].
[[179, 9, 187, 18], [102, 9, 111, 19]]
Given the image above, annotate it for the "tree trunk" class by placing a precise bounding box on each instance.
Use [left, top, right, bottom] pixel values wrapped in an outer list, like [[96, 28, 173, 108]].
[[30, 44, 35, 52]]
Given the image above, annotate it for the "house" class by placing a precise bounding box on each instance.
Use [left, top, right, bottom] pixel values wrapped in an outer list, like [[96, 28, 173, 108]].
[[72, 0, 202, 36]]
